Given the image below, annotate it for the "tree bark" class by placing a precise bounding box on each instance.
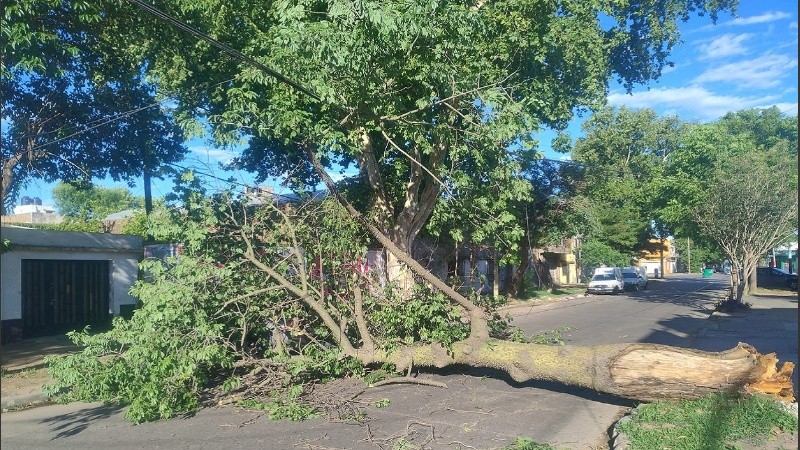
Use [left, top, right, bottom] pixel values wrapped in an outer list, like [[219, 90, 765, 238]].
[[509, 235, 530, 298], [352, 339, 795, 403]]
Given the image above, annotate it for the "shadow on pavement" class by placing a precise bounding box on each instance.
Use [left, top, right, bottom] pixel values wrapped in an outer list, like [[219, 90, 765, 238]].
[[42, 403, 126, 439], [1, 334, 79, 371], [432, 364, 637, 408]]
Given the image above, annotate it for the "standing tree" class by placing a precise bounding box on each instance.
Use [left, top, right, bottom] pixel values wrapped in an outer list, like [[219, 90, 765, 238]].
[[1, 0, 187, 215], [693, 146, 798, 301], [51, 181, 144, 231], [101, 0, 739, 290], [659, 108, 798, 295], [570, 106, 685, 260]]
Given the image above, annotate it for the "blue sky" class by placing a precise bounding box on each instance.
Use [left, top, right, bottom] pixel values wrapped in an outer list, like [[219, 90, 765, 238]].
[[18, 2, 799, 207]]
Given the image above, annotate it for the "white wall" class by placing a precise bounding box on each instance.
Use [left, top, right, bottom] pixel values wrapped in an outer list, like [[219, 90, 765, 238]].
[[1, 249, 140, 320]]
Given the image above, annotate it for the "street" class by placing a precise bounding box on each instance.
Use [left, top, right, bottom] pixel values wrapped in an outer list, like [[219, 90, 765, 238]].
[[511, 273, 727, 348], [1, 274, 795, 450]]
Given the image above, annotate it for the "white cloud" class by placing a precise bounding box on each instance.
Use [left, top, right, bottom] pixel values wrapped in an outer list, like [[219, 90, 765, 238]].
[[692, 53, 798, 89], [698, 33, 752, 59], [607, 86, 783, 120], [791, 21, 798, 29], [188, 145, 239, 164], [727, 11, 792, 26]]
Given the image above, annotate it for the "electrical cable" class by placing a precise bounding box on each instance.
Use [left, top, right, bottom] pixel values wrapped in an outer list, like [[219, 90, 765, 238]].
[[124, 0, 324, 104]]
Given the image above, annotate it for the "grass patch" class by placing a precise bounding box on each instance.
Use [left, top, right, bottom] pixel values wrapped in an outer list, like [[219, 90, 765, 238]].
[[618, 393, 798, 450], [501, 437, 559, 449]]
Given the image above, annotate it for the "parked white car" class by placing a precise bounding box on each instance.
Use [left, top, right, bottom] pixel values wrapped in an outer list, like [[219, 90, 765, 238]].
[[587, 267, 624, 295]]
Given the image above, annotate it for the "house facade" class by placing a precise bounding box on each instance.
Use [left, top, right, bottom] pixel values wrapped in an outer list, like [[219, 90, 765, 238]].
[[636, 238, 677, 277], [1, 226, 142, 341]]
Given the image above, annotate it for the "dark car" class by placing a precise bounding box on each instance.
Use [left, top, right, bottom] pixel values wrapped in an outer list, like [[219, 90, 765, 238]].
[[622, 271, 647, 291], [756, 267, 798, 290]]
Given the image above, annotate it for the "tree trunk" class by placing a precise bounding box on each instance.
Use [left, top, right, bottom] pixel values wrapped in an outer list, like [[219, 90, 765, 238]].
[[509, 235, 530, 298], [1, 152, 23, 216], [492, 250, 499, 298], [353, 129, 443, 296], [745, 255, 758, 295], [353, 340, 795, 403]]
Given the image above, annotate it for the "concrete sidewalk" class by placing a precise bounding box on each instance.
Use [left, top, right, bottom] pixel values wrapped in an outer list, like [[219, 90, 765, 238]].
[[697, 292, 799, 392], [1, 334, 78, 410]]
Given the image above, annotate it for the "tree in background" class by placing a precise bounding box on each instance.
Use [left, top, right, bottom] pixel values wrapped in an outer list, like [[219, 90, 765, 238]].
[[577, 240, 630, 273], [52, 182, 143, 231], [504, 157, 585, 295], [693, 146, 797, 301], [672, 238, 725, 274], [1, 0, 187, 215], [658, 107, 798, 298], [569, 106, 684, 259]]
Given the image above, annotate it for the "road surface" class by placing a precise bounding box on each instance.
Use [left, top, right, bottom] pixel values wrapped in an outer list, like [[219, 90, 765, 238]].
[[0, 274, 757, 450]]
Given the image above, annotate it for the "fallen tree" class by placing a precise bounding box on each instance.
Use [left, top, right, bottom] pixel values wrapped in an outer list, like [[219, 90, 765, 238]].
[[302, 154, 796, 404], [45, 189, 794, 425]]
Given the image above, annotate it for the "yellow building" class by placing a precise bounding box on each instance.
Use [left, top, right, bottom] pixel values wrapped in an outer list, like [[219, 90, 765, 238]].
[[636, 239, 677, 277], [542, 238, 579, 285]]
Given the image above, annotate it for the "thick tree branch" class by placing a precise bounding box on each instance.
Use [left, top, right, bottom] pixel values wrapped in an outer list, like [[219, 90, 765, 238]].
[[239, 231, 356, 354], [305, 145, 490, 342]]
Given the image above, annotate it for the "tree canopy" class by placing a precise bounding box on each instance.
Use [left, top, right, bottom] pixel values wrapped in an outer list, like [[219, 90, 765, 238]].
[[569, 106, 685, 260], [62, 0, 732, 292], [53, 181, 142, 219], [1, 0, 187, 215]]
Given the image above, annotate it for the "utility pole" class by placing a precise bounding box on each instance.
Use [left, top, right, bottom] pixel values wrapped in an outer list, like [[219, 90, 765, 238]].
[[687, 237, 691, 274]]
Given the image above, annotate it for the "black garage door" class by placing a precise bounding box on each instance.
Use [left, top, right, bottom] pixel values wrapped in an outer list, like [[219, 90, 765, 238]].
[[21, 259, 111, 336]]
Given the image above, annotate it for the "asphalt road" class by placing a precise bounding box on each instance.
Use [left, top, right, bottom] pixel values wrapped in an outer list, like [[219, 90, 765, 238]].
[[511, 273, 728, 349], [0, 274, 747, 450]]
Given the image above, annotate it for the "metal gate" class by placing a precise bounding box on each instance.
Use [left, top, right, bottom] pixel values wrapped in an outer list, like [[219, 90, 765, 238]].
[[21, 259, 111, 336]]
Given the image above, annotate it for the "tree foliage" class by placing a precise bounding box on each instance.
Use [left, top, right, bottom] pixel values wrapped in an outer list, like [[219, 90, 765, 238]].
[[693, 146, 797, 300], [570, 106, 685, 257], [45, 192, 474, 422], [1, 0, 187, 215], [578, 239, 630, 271], [85, 0, 736, 280], [53, 182, 142, 220]]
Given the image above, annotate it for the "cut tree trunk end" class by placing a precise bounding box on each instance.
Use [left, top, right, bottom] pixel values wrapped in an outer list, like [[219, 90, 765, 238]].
[[608, 343, 795, 403]]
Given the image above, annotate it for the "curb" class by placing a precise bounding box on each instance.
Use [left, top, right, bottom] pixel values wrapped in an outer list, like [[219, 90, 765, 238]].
[[1, 392, 51, 412], [609, 413, 632, 450]]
